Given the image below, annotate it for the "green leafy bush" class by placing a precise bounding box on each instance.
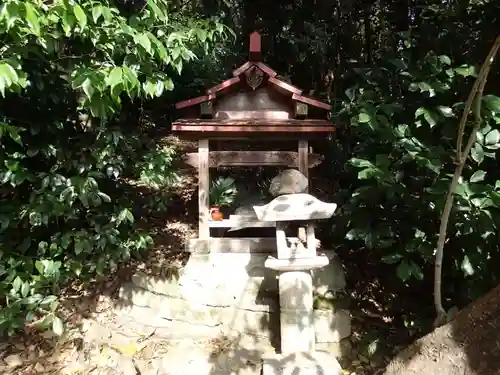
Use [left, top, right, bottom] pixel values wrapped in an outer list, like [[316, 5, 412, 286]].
[[334, 36, 500, 307], [0, 0, 231, 335]]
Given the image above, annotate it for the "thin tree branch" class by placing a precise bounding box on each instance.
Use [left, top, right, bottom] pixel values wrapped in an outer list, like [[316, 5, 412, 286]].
[[434, 36, 500, 327]]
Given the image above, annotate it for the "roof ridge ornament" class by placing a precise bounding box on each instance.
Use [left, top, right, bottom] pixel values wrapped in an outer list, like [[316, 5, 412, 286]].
[[249, 31, 261, 61], [245, 65, 264, 90]]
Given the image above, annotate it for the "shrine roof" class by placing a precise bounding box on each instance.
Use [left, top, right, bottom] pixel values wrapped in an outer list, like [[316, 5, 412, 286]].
[[172, 32, 335, 137]]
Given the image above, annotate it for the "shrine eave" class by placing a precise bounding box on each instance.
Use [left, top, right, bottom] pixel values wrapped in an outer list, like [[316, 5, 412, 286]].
[[171, 118, 336, 134]]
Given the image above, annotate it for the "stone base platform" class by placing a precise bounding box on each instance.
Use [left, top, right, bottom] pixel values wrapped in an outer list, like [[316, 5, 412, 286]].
[[263, 351, 343, 375], [117, 251, 351, 354]]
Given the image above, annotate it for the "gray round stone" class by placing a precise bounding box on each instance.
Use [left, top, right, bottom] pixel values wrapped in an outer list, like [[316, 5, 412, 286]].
[[269, 169, 308, 196]]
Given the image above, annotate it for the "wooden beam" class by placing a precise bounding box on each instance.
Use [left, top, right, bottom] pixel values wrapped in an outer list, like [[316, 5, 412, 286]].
[[175, 94, 215, 110], [208, 215, 276, 229], [187, 237, 277, 254], [214, 110, 290, 120], [292, 93, 331, 111], [232, 61, 278, 78], [198, 140, 210, 239], [183, 151, 324, 168], [172, 133, 334, 141], [298, 140, 309, 242], [254, 62, 277, 78], [232, 61, 253, 77], [172, 125, 335, 133], [298, 141, 309, 181], [172, 119, 334, 127], [206, 76, 241, 95], [268, 77, 303, 95]]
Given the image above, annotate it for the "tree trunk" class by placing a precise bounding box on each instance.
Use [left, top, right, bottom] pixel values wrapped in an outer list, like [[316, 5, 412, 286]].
[[384, 284, 500, 375]]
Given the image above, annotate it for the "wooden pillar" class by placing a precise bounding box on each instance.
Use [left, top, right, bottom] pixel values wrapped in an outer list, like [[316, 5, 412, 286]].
[[198, 139, 210, 239], [298, 140, 309, 242]]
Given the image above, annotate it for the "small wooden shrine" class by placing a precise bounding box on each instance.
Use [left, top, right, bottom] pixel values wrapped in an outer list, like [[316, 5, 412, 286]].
[[172, 32, 336, 253]]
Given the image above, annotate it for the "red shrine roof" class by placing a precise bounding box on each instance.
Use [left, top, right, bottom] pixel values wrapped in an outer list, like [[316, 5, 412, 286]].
[[172, 32, 335, 138]]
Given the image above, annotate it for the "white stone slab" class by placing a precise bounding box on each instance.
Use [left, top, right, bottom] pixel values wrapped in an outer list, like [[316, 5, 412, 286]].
[[265, 255, 329, 272], [262, 351, 343, 375], [253, 194, 337, 222], [278, 271, 313, 310], [280, 308, 315, 354], [314, 309, 352, 343]]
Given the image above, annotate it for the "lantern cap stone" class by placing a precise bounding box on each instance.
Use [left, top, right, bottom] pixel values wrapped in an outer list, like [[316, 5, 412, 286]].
[[253, 193, 337, 222]]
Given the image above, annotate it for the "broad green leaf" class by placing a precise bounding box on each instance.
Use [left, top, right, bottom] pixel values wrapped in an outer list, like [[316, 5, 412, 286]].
[[174, 58, 183, 74], [118, 208, 133, 224], [0, 62, 19, 96], [12, 276, 22, 292], [61, 11, 76, 35], [81, 78, 94, 99], [358, 113, 370, 123], [438, 55, 452, 65], [126, 210, 134, 223], [52, 316, 64, 336], [148, 0, 166, 20], [381, 254, 403, 264], [91, 5, 103, 23], [471, 143, 485, 164], [414, 107, 425, 118], [461, 255, 474, 276], [417, 81, 435, 97], [195, 28, 207, 41], [396, 260, 411, 282], [437, 106, 453, 117], [24, 3, 40, 36], [491, 191, 500, 207], [455, 65, 476, 77], [122, 67, 140, 96], [470, 170, 486, 183], [73, 3, 87, 29], [483, 95, 500, 113], [409, 261, 424, 280], [350, 158, 373, 168], [171, 46, 181, 60], [485, 129, 500, 145], [164, 78, 174, 91], [106, 67, 123, 89], [21, 281, 30, 298], [415, 107, 437, 127], [424, 110, 437, 127], [134, 33, 152, 54]]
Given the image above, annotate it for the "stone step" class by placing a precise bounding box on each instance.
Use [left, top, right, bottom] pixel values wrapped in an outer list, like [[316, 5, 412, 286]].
[[129, 265, 279, 308], [118, 282, 279, 331], [113, 305, 225, 339], [119, 283, 278, 316]]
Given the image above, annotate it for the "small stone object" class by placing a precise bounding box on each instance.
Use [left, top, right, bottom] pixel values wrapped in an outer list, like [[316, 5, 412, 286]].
[[34, 363, 46, 373], [262, 351, 343, 375], [269, 169, 308, 197], [4, 354, 23, 368]]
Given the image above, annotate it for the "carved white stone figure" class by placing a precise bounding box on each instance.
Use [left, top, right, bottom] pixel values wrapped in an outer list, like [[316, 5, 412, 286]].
[[253, 193, 337, 222]]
